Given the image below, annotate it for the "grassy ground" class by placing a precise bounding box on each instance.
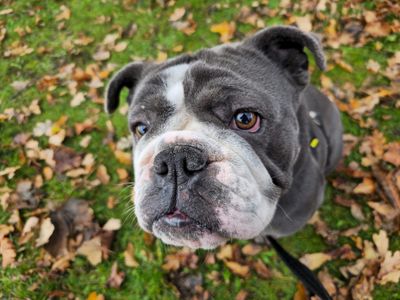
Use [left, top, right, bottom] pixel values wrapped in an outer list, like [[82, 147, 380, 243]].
[[1, 0, 399, 299]]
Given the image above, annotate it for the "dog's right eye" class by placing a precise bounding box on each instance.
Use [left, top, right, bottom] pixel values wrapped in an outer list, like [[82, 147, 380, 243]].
[[132, 123, 148, 138], [231, 111, 260, 132]]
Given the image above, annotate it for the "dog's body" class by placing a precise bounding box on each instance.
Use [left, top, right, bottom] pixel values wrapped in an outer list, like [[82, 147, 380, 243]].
[[105, 26, 342, 249]]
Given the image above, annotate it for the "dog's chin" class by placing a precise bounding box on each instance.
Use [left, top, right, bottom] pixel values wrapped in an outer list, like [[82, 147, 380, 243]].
[[151, 218, 228, 250]]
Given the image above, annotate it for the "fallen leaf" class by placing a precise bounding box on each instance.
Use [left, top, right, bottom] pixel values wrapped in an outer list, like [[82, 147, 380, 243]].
[[87, 292, 105, 300], [372, 230, 389, 257], [216, 244, 233, 260], [49, 129, 66, 146], [114, 41, 128, 52], [295, 15, 313, 32], [353, 177, 375, 194], [383, 142, 400, 166], [114, 150, 132, 165], [242, 243, 262, 256], [77, 237, 102, 266], [96, 164, 110, 184], [55, 5, 71, 21], [0, 8, 13, 15], [124, 243, 139, 268], [93, 50, 110, 61], [366, 59, 381, 73], [378, 251, 400, 284], [0, 237, 16, 268], [225, 261, 249, 277], [253, 259, 272, 279], [300, 252, 332, 270], [70, 92, 86, 107], [169, 7, 186, 22], [107, 262, 125, 288], [35, 218, 55, 247], [21, 216, 39, 236], [102, 218, 121, 231], [210, 21, 236, 43], [235, 290, 248, 300], [11, 80, 30, 91], [0, 166, 20, 179]]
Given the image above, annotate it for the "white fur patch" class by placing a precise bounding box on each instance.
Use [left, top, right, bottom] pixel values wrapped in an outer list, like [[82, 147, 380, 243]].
[[163, 64, 189, 109]]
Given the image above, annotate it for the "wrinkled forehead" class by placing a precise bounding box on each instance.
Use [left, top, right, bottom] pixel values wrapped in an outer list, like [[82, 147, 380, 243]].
[[129, 59, 244, 115]]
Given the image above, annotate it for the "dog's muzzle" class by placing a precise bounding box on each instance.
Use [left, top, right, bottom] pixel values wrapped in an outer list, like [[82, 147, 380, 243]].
[[153, 145, 208, 227]]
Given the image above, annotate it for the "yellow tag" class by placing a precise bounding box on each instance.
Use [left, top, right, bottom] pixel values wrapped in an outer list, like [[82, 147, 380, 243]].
[[310, 138, 319, 148]]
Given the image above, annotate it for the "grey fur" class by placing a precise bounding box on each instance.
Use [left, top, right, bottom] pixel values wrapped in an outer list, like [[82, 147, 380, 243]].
[[104, 25, 343, 247]]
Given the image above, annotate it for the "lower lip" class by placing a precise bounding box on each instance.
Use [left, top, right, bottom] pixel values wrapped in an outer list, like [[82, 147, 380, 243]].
[[161, 211, 192, 228]]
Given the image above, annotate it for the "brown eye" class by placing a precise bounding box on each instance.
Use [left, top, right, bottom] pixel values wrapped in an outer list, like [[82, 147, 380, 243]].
[[133, 123, 148, 138], [233, 112, 259, 131]]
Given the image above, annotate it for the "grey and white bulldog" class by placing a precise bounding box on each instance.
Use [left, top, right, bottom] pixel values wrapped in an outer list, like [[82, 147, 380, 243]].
[[105, 26, 343, 250]]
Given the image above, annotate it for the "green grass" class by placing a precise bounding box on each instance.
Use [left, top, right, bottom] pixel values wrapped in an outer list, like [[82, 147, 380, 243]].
[[1, 0, 399, 299]]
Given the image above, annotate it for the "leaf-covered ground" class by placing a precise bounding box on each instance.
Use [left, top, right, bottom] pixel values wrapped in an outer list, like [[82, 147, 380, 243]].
[[0, 0, 399, 299]]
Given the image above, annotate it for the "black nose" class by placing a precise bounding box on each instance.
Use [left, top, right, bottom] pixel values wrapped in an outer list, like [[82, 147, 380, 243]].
[[153, 145, 207, 183]]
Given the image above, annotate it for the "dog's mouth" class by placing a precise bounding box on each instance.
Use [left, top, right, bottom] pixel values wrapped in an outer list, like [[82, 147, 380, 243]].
[[161, 209, 191, 227], [154, 208, 213, 231]]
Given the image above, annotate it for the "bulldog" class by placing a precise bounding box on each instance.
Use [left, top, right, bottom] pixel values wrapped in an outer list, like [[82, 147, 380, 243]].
[[104, 26, 343, 250]]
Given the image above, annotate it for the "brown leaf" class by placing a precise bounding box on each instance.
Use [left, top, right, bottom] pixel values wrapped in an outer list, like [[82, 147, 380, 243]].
[[224, 261, 249, 277], [107, 262, 125, 289], [114, 150, 132, 165], [93, 50, 110, 61], [124, 243, 139, 268], [210, 22, 236, 43], [96, 164, 110, 184], [36, 218, 55, 247], [87, 292, 105, 300], [318, 270, 337, 297], [253, 259, 272, 279], [242, 243, 262, 256], [216, 244, 233, 260], [295, 15, 313, 32], [46, 199, 94, 257], [54, 147, 82, 174], [70, 92, 86, 107], [372, 230, 389, 257], [0, 237, 16, 268], [353, 177, 375, 194], [102, 218, 121, 231], [378, 251, 400, 284], [55, 5, 71, 21], [383, 142, 400, 166], [162, 253, 181, 271], [235, 290, 248, 300], [77, 237, 102, 266], [293, 282, 307, 300], [300, 252, 332, 270], [169, 7, 186, 22]]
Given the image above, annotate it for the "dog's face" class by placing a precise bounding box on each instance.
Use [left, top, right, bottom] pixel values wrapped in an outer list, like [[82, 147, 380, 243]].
[[105, 26, 325, 249]]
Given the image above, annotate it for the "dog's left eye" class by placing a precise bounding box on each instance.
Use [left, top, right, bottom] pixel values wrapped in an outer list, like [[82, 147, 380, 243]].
[[231, 111, 260, 132], [132, 123, 148, 138]]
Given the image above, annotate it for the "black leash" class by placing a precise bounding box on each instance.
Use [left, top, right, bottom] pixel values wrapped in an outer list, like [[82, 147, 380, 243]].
[[266, 236, 332, 300]]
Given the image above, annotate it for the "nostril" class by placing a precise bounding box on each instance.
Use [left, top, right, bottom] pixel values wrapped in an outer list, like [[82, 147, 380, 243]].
[[185, 158, 207, 173], [154, 161, 168, 175]]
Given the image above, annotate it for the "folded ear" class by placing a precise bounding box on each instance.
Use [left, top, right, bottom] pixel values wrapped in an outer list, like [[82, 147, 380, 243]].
[[244, 26, 326, 89], [104, 62, 146, 114]]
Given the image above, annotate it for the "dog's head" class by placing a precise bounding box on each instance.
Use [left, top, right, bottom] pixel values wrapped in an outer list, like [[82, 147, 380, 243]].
[[105, 26, 325, 249]]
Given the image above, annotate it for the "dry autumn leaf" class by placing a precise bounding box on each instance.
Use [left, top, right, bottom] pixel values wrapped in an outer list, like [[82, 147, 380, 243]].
[[353, 178, 376, 194], [124, 243, 139, 268], [107, 262, 125, 288], [300, 252, 332, 270], [225, 261, 250, 277], [102, 218, 121, 231], [77, 237, 102, 266], [210, 21, 236, 43], [35, 218, 55, 247]]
